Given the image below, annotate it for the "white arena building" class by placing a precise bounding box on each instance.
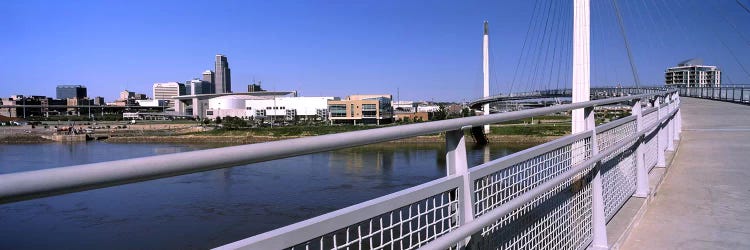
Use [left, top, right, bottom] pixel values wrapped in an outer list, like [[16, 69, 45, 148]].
[[204, 96, 336, 121]]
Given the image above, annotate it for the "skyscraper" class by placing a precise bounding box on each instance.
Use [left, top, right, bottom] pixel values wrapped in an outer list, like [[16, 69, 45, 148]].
[[202, 70, 215, 86], [214, 54, 231, 93]]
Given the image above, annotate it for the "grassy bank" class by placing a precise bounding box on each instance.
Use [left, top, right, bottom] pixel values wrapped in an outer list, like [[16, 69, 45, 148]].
[[193, 125, 381, 137], [103, 123, 568, 145], [192, 123, 572, 137], [491, 124, 571, 137]]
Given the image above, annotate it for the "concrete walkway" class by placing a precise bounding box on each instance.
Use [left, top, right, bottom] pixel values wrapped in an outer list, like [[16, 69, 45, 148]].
[[622, 98, 750, 249]]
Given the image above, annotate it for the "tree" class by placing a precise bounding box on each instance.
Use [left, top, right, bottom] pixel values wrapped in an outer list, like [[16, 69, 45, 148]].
[[215, 116, 222, 124], [433, 105, 448, 120], [223, 116, 247, 129], [462, 107, 471, 117]]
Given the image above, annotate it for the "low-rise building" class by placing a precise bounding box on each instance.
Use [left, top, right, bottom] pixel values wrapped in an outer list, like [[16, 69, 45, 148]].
[[202, 95, 334, 121], [394, 112, 429, 122], [246, 96, 334, 121], [172, 91, 296, 118], [416, 104, 440, 113], [665, 59, 721, 87], [392, 101, 416, 113], [66, 98, 92, 115], [327, 94, 393, 125], [136, 99, 170, 107]]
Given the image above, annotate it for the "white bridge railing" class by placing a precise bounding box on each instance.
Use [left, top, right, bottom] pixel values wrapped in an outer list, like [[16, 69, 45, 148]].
[[467, 87, 668, 109], [679, 86, 750, 104], [0, 90, 681, 250]]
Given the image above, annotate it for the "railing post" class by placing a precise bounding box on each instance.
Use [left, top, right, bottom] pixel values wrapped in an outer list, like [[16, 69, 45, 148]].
[[632, 99, 649, 197], [445, 128, 474, 247], [656, 96, 667, 168], [741, 88, 745, 103], [674, 93, 681, 141], [586, 107, 609, 250], [667, 94, 675, 151]]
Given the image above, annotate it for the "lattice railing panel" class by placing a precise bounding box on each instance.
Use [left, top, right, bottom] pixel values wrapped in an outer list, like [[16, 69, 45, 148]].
[[601, 138, 637, 221], [287, 190, 460, 250], [471, 176, 593, 250], [644, 130, 659, 171], [642, 110, 658, 129], [597, 119, 637, 152], [471, 137, 593, 249]]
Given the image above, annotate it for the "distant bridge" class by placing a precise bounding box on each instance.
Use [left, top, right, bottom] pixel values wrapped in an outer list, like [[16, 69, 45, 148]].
[[468, 87, 667, 110]]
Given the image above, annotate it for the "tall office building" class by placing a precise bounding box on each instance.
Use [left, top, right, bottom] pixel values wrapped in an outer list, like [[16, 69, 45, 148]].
[[214, 54, 231, 93], [56, 85, 87, 99], [153, 82, 185, 109], [665, 59, 721, 87], [202, 70, 215, 86], [185, 79, 215, 95]]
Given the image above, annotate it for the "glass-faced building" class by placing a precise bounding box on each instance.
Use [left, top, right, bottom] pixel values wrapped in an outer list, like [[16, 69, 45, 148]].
[[56, 85, 87, 99]]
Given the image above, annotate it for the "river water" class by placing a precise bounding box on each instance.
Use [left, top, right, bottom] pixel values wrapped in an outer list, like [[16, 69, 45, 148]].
[[0, 141, 531, 249]]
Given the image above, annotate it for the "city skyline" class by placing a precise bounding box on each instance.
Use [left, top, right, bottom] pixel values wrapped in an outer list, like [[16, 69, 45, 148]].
[[1, 0, 748, 102]]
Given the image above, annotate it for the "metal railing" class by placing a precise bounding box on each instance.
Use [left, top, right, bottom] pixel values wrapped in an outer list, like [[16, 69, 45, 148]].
[[679, 86, 750, 104], [0, 90, 682, 250], [468, 87, 668, 108]]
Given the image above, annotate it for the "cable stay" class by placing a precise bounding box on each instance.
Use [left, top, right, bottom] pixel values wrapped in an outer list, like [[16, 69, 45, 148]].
[[612, 0, 642, 88]]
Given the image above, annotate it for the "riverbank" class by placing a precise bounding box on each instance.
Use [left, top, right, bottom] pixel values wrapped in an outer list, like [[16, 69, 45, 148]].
[[0, 134, 54, 144], [1, 123, 564, 145], [104, 134, 560, 145]]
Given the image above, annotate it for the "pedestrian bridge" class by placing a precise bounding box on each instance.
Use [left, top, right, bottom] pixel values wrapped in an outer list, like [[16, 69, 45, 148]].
[[467, 87, 667, 110], [621, 97, 750, 249], [1, 90, 749, 249]]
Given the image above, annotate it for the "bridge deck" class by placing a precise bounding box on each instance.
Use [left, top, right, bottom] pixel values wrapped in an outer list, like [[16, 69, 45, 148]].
[[623, 98, 750, 249]]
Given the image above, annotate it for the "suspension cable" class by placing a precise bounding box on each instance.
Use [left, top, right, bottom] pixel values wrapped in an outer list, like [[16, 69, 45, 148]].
[[612, 0, 641, 88]]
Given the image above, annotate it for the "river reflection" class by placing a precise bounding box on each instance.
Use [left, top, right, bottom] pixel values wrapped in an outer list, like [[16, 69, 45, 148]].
[[0, 141, 532, 249]]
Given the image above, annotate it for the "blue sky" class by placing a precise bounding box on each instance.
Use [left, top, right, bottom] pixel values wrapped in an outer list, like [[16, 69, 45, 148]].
[[1, 0, 748, 102]]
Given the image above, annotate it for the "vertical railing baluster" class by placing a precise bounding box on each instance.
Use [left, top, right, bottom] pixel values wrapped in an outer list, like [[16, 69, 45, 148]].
[[632, 99, 649, 197], [656, 97, 666, 168], [667, 93, 676, 151], [585, 106, 608, 250], [445, 128, 474, 248], [667, 93, 675, 152], [742, 88, 745, 103], [674, 93, 681, 141]]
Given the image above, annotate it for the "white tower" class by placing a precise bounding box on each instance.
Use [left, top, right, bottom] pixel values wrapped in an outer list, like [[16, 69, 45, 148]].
[[483, 21, 491, 134], [572, 1, 608, 249], [572, 0, 591, 133]]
